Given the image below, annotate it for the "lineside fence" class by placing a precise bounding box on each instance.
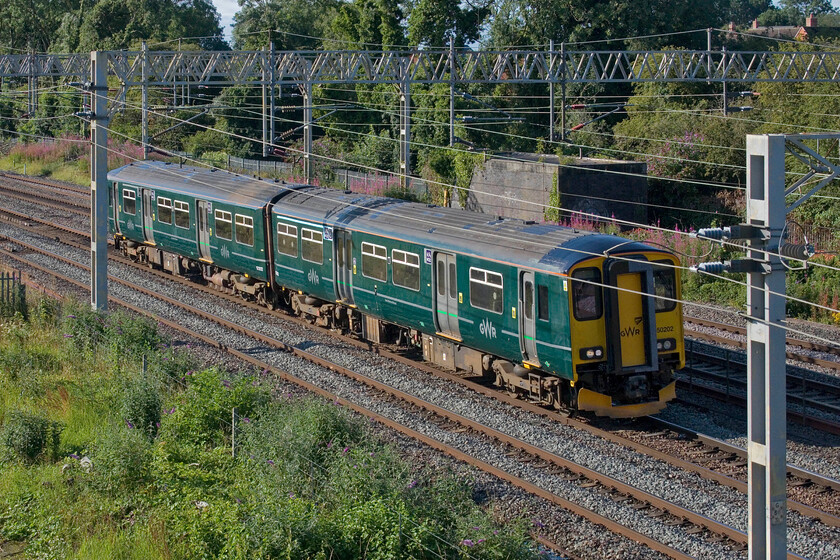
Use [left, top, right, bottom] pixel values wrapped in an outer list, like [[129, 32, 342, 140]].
[[0, 268, 26, 317]]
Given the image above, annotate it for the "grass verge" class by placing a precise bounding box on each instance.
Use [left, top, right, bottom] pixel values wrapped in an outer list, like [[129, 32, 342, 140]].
[[0, 296, 540, 559]]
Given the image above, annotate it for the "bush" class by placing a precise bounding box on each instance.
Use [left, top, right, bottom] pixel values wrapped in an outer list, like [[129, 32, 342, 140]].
[[122, 377, 162, 439], [1, 411, 61, 463], [87, 427, 152, 496], [160, 369, 268, 448]]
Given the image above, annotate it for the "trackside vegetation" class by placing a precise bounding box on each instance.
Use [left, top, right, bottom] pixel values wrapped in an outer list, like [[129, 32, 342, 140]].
[[0, 296, 539, 559]]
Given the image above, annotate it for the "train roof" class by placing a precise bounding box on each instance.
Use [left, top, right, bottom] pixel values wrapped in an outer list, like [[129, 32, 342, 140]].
[[273, 186, 660, 274], [108, 161, 283, 209], [109, 163, 665, 274]]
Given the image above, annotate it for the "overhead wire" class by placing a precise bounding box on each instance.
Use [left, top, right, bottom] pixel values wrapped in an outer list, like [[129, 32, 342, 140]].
[[101, 104, 832, 320], [4, 111, 837, 348]]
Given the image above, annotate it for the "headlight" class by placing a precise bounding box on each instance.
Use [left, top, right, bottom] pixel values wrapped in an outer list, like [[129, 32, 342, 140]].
[[580, 346, 604, 360], [657, 338, 676, 351]]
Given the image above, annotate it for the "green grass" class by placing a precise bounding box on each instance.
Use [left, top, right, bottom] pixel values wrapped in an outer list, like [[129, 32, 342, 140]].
[[0, 295, 539, 559]]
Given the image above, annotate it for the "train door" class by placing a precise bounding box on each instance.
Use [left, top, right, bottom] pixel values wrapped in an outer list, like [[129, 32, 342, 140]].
[[110, 183, 120, 235], [434, 253, 460, 339], [141, 189, 155, 244], [334, 229, 354, 305], [604, 258, 658, 372], [519, 270, 539, 365], [196, 200, 212, 262]]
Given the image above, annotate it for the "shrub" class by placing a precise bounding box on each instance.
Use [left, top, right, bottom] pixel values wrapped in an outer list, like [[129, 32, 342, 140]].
[[122, 377, 162, 439], [87, 426, 152, 496], [160, 369, 268, 448], [1, 411, 61, 463]]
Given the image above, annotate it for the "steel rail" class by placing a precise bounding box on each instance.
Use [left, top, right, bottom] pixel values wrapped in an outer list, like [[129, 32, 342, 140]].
[[0, 184, 89, 216], [1, 180, 839, 527], [2, 212, 839, 529], [0, 172, 89, 196], [685, 316, 840, 371], [0, 243, 775, 559]]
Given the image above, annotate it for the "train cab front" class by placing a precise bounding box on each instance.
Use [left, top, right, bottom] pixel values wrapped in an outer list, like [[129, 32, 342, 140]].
[[568, 253, 684, 418]]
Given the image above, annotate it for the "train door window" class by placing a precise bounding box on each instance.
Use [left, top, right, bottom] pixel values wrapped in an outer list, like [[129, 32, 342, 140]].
[[653, 260, 677, 312], [214, 210, 232, 240], [174, 200, 190, 229], [538, 284, 549, 321], [157, 197, 172, 224], [361, 242, 387, 281], [276, 223, 298, 257], [301, 228, 323, 264], [449, 262, 457, 300], [392, 249, 420, 291], [337, 236, 345, 268], [235, 214, 254, 246], [571, 268, 603, 321], [469, 267, 503, 314], [437, 265, 445, 296], [122, 189, 136, 215], [524, 281, 534, 320]]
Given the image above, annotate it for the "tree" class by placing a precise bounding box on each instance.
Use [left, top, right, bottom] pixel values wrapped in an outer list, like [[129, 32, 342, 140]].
[[329, 0, 406, 49], [487, 0, 731, 50], [232, 0, 341, 50], [0, 0, 79, 53], [406, 0, 489, 47], [726, 0, 773, 25]]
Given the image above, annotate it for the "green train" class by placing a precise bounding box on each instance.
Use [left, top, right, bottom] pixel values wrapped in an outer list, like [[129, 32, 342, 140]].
[[109, 161, 685, 418]]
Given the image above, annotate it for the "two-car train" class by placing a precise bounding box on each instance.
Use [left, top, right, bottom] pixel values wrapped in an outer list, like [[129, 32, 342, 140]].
[[108, 161, 685, 418]]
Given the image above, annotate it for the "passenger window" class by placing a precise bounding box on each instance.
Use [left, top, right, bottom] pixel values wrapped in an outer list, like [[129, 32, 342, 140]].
[[276, 223, 298, 257], [301, 228, 323, 264], [122, 189, 136, 215], [653, 260, 677, 312], [174, 200, 190, 229], [157, 197, 172, 224], [538, 285, 549, 321], [235, 214, 254, 246], [361, 242, 387, 281], [572, 268, 603, 321], [392, 250, 420, 291], [469, 267, 503, 314], [214, 210, 232, 240]]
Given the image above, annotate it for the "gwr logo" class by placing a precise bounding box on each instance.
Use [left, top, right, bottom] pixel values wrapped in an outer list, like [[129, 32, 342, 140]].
[[308, 268, 320, 285], [220, 245, 230, 259], [479, 318, 497, 339], [620, 325, 641, 338]]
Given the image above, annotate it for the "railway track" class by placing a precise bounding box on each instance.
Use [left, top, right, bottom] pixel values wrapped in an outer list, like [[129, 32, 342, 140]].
[[2, 211, 839, 558], [681, 340, 840, 435], [685, 316, 840, 374], [0, 175, 89, 215], [0, 238, 740, 560], [4, 172, 840, 557]]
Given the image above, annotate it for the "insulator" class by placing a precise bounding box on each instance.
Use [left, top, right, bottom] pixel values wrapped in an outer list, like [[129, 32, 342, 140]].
[[695, 227, 727, 240], [693, 261, 727, 274], [779, 243, 815, 261]]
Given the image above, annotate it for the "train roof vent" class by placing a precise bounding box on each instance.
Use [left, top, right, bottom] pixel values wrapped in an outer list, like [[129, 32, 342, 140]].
[[524, 220, 536, 225], [209, 168, 216, 172]]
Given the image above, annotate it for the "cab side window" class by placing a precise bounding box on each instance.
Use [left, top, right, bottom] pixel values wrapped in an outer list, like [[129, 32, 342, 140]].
[[653, 260, 677, 312], [572, 268, 603, 321]]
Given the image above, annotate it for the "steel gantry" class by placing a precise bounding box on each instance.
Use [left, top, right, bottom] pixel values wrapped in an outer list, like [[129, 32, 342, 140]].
[[3, 46, 840, 312]]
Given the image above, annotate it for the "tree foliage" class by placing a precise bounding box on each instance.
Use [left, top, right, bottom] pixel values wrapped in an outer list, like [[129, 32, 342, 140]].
[[0, 0, 225, 54]]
